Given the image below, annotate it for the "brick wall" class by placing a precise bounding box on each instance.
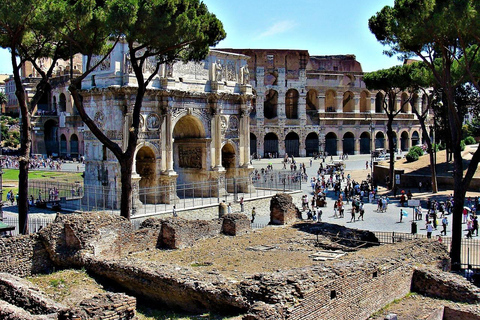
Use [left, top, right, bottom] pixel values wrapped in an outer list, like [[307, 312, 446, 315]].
[[287, 265, 413, 320], [0, 235, 52, 277]]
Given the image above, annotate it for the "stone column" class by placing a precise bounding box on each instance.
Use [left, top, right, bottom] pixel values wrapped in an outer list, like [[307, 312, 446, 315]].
[[354, 138, 360, 155], [354, 97, 360, 113], [212, 103, 223, 170], [165, 109, 175, 173], [239, 106, 250, 167]]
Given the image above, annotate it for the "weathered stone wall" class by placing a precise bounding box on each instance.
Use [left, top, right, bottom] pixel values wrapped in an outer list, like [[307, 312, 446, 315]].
[[222, 214, 251, 236], [444, 306, 480, 320], [0, 273, 65, 316], [159, 217, 223, 249], [241, 240, 451, 320], [85, 258, 249, 314], [60, 293, 136, 320], [0, 234, 53, 277], [412, 267, 480, 304], [270, 193, 301, 225]]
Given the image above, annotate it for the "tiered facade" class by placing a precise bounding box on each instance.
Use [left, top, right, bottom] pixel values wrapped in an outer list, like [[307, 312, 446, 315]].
[[222, 49, 425, 158]]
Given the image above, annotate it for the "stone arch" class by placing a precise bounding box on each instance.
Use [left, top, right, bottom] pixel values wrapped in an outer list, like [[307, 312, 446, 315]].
[[412, 131, 420, 146], [360, 131, 371, 154], [305, 132, 319, 157], [343, 91, 355, 113], [375, 131, 385, 150], [325, 90, 336, 112], [375, 92, 383, 113], [44, 119, 59, 157], [70, 134, 79, 158], [60, 134, 67, 157], [264, 89, 278, 119], [173, 115, 207, 185], [52, 96, 57, 111], [136, 146, 157, 204], [222, 142, 237, 192], [343, 132, 355, 155], [250, 132, 257, 157], [285, 131, 300, 157], [285, 89, 299, 119], [400, 131, 409, 151], [306, 89, 319, 125], [411, 93, 419, 113], [264, 132, 279, 158], [325, 132, 338, 156], [360, 91, 370, 113], [59, 93, 67, 112], [250, 89, 257, 119]]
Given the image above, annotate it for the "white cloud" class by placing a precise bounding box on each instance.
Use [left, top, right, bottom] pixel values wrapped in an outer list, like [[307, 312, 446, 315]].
[[256, 20, 297, 39]]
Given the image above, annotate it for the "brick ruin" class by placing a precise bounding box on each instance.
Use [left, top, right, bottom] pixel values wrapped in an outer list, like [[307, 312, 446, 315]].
[[0, 195, 479, 319]]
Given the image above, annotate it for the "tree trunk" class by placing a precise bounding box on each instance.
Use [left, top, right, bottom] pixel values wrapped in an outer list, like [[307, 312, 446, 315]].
[[450, 163, 466, 271], [119, 156, 134, 220], [386, 120, 395, 190], [429, 148, 438, 193]]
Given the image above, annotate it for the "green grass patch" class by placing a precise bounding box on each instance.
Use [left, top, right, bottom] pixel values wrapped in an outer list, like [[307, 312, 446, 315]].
[[2, 169, 82, 182], [136, 306, 239, 320]]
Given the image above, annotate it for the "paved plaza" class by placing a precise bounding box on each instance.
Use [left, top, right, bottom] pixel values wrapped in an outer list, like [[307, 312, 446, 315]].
[[2, 155, 480, 240]]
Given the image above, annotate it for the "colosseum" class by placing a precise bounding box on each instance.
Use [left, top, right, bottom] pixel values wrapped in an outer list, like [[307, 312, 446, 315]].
[[221, 49, 425, 158]]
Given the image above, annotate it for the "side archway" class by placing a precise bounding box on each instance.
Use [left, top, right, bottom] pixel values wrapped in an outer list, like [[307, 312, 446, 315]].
[[343, 91, 355, 113], [325, 132, 337, 156], [412, 131, 420, 146], [136, 146, 157, 204], [264, 132, 279, 158], [285, 89, 299, 119], [375, 132, 385, 150], [44, 119, 59, 157], [343, 132, 355, 155], [305, 132, 319, 157], [264, 90, 278, 119], [401, 131, 409, 151], [285, 132, 300, 157], [250, 133, 257, 157], [60, 134, 67, 157], [375, 92, 383, 113], [360, 132, 371, 154], [70, 134, 79, 158]]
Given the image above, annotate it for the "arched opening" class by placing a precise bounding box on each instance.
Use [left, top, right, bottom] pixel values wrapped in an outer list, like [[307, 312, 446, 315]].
[[285, 132, 300, 157], [222, 143, 237, 192], [60, 134, 67, 157], [59, 93, 67, 112], [37, 85, 50, 113], [44, 120, 59, 157], [325, 90, 336, 112], [411, 93, 419, 113], [250, 90, 257, 120], [305, 132, 319, 157], [360, 132, 371, 154], [375, 92, 383, 113], [360, 91, 370, 113], [264, 133, 278, 158], [306, 89, 319, 125], [222, 143, 236, 169], [173, 115, 206, 185], [325, 132, 337, 156], [250, 133, 257, 157], [285, 89, 299, 119], [136, 146, 157, 204], [343, 91, 355, 113], [375, 132, 385, 150], [70, 134, 79, 158], [412, 131, 420, 146], [343, 132, 355, 155], [52, 96, 57, 112], [264, 89, 278, 119], [401, 131, 409, 151]]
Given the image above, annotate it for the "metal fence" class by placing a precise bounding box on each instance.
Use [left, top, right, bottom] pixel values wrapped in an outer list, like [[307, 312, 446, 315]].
[[2, 216, 56, 236], [25, 171, 302, 218], [373, 231, 480, 269]]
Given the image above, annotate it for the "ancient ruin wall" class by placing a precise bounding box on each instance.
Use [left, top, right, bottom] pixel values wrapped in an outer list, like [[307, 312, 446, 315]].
[[0, 234, 52, 277]]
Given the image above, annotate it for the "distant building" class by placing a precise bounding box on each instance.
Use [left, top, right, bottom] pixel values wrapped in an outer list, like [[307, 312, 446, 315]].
[[219, 49, 425, 157]]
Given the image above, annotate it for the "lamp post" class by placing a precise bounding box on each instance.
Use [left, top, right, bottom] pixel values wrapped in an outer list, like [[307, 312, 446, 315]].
[[365, 113, 375, 190]]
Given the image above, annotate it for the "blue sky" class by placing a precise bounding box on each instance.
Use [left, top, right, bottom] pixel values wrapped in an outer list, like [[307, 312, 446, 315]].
[[0, 0, 398, 74]]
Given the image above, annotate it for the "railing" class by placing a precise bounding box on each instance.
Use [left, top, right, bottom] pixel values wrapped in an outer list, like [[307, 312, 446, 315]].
[[373, 231, 480, 269], [23, 171, 302, 219], [2, 216, 56, 236]]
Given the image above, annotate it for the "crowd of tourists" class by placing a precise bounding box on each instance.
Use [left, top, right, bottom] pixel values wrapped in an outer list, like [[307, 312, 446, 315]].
[[0, 155, 64, 170]]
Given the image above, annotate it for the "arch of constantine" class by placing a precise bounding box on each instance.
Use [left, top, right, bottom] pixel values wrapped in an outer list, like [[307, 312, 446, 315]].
[[221, 49, 425, 158], [80, 46, 254, 208]]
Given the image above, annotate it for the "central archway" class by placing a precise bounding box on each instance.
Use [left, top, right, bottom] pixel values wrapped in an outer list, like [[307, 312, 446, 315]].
[[173, 115, 207, 186], [305, 132, 319, 157], [44, 119, 59, 157], [343, 132, 355, 155], [325, 132, 337, 156]]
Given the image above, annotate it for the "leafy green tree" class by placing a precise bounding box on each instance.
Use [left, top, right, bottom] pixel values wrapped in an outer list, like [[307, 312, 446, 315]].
[[364, 65, 414, 190], [0, 92, 6, 107], [369, 0, 480, 270], [0, 0, 114, 233], [68, 0, 226, 219]]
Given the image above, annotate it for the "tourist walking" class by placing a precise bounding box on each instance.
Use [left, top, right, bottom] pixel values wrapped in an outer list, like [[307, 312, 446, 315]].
[[240, 197, 244, 212], [441, 216, 448, 236], [251, 207, 256, 223], [426, 221, 433, 239], [172, 205, 177, 217]]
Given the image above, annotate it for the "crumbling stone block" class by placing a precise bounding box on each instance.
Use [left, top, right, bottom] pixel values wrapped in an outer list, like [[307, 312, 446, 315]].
[[269, 193, 302, 225], [159, 217, 222, 249], [59, 293, 136, 320], [222, 214, 251, 236]]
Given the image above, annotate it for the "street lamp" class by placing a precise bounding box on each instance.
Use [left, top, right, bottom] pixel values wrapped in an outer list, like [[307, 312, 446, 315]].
[[365, 113, 375, 190]]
